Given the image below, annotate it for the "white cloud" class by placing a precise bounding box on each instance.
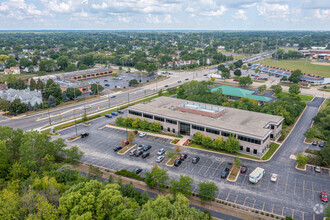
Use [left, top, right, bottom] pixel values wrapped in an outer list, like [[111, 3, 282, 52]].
[[257, 2, 290, 18], [200, 6, 227, 16], [233, 9, 247, 20], [164, 14, 172, 23], [146, 13, 160, 24], [314, 9, 330, 20], [91, 2, 108, 10], [48, 0, 73, 13], [118, 16, 131, 23]]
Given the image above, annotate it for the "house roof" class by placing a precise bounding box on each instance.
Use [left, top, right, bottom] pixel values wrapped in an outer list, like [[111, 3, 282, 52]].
[[211, 86, 271, 102]]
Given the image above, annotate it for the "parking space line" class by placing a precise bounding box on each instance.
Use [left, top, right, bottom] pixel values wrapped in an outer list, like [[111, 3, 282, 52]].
[[312, 182, 314, 200], [282, 207, 284, 216], [192, 185, 198, 193], [302, 212, 304, 220], [303, 180, 305, 198], [272, 204, 274, 213], [266, 180, 270, 190], [225, 191, 231, 201], [243, 197, 248, 206], [198, 164, 205, 174], [313, 214, 315, 220], [204, 161, 214, 175], [252, 199, 256, 208], [262, 202, 265, 211], [294, 178, 296, 195], [292, 209, 294, 218], [234, 194, 238, 204], [285, 176, 289, 193], [216, 191, 221, 199]]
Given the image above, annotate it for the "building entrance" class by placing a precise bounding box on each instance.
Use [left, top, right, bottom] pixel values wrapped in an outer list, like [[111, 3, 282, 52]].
[[179, 122, 190, 136]]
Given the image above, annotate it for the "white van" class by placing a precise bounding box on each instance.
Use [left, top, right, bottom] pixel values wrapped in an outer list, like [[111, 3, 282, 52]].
[[249, 167, 265, 183]]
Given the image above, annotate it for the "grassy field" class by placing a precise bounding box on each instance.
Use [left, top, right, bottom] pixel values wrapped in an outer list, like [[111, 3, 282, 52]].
[[274, 92, 314, 102], [260, 58, 330, 78]]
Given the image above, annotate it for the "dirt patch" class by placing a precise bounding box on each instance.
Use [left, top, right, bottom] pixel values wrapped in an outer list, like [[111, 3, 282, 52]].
[[311, 62, 330, 66]]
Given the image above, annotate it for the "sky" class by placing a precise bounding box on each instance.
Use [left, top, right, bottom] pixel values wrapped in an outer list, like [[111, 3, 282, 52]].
[[0, 0, 329, 30]]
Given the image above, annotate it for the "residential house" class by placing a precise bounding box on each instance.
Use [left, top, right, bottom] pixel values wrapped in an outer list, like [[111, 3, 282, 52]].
[[4, 67, 20, 74]]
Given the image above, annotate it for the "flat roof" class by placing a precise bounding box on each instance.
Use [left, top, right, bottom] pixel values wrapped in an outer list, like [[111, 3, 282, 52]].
[[60, 68, 112, 78], [129, 97, 283, 139]]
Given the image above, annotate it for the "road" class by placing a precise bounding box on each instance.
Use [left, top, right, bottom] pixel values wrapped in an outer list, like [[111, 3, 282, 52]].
[[55, 97, 328, 220]]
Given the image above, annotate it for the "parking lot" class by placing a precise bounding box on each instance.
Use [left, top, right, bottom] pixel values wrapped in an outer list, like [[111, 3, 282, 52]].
[[56, 114, 329, 220]]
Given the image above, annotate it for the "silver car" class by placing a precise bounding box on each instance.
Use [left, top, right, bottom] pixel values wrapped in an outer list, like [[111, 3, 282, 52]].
[[157, 148, 165, 155], [156, 155, 165, 163]]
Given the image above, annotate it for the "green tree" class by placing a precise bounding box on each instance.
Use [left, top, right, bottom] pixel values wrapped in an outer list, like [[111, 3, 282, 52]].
[[324, 204, 330, 218], [19, 57, 31, 68], [36, 79, 45, 91], [289, 84, 300, 95], [32, 56, 38, 65], [127, 131, 136, 143], [48, 95, 57, 107], [5, 57, 17, 68], [146, 63, 157, 75], [317, 147, 330, 167], [225, 135, 240, 153], [198, 181, 218, 202], [65, 64, 77, 72], [170, 175, 194, 197], [0, 188, 21, 219], [43, 79, 62, 100], [296, 153, 308, 166], [132, 118, 141, 129], [238, 76, 252, 87], [57, 56, 69, 70], [129, 79, 139, 86], [271, 85, 282, 94], [29, 78, 36, 91], [90, 84, 104, 94], [39, 59, 57, 72], [140, 119, 150, 130], [158, 89, 163, 96], [115, 116, 124, 126], [149, 122, 161, 132], [166, 150, 176, 159], [0, 99, 10, 112], [123, 117, 134, 127], [64, 146, 84, 164], [144, 164, 169, 191], [212, 137, 225, 150], [288, 69, 302, 83], [221, 71, 230, 80], [201, 135, 213, 147], [87, 164, 103, 180], [134, 62, 147, 72], [192, 132, 203, 144], [233, 69, 241, 76], [9, 99, 26, 115], [66, 87, 82, 100], [257, 85, 267, 93]]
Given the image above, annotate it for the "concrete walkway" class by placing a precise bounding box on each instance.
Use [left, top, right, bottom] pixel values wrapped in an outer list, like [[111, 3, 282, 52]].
[[176, 135, 190, 146]]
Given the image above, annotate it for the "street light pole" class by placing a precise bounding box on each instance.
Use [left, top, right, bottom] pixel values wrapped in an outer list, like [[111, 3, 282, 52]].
[[47, 108, 51, 126], [108, 90, 110, 108]]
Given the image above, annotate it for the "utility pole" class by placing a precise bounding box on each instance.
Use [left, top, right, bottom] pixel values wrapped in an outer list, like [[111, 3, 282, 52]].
[[127, 92, 130, 103], [73, 109, 77, 136], [259, 38, 264, 65], [274, 39, 279, 62], [47, 108, 51, 126], [107, 90, 110, 108]]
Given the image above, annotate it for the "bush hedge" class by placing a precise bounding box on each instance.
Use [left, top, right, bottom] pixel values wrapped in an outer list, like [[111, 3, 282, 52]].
[[115, 169, 145, 181]]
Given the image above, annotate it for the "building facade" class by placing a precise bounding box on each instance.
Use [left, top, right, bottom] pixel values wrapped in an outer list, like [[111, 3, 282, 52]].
[[128, 97, 283, 158]]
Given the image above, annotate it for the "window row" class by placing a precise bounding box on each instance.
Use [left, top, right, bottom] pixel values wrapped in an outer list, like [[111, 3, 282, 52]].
[[143, 113, 153, 119], [206, 128, 220, 135], [237, 135, 261, 145], [166, 119, 177, 125], [128, 110, 142, 116], [192, 124, 205, 131], [154, 116, 164, 122]]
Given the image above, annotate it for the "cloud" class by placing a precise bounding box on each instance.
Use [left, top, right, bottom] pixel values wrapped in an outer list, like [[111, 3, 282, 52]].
[[91, 2, 108, 10], [233, 9, 247, 20], [314, 9, 330, 20], [164, 14, 172, 23], [146, 14, 160, 24], [118, 16, 131, 23], [200, 6, 227, 16], [48, 1, 72, 13], [257, 2, 290, 19]]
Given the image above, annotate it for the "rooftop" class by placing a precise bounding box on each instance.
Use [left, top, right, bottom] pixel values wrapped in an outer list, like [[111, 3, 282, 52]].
[[129, 97, 283, 139], [211, 86, 271, 102]]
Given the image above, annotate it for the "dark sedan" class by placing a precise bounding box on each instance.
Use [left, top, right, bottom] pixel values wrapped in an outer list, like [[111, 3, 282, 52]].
[[113, 146, 122, 152], [142, 152, 150, 159], [174, 159, 182, 167], [133, 168, 142, 174], [143, 145, 152, 151], [135, 150, 143, 157], [221, 170, 229, 178]]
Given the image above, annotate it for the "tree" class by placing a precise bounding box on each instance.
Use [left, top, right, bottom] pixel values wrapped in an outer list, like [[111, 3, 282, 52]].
[[233, 69, 241, 76], [134, 62, 147, 72], [296, 153, 308, 166], [225, 135, 240, 153], [29, 78, 36, 91], [19, 57, 31, 68], [0, 54, 10, 63], [36, 79, 45, 91], [9, 99, 26, 115], [80, 54, 94, 66], [146, 63, 157, 75], [132, 118, 141, 129], [288, 69, 302, 83], [174, 145, 181, 153], [81, 112, 88, 122], [115, 116, 124, 126], [43, 79, 62, 100], [123, 117, 134, 127], [198, 181, 218, 202], [212, 137, 224, 150], [39, 59, 57, 72], [140, 119, 149, 130], [201, 135, 213, 147], [91, 84, 104, 94], [169, 175, 194, 197], [257, 85, 267, 93], [221, 71, 230, 80], [166, 150, 176, 159], [127, 131, 136, 143], [192, 132, 204, 144], [65, 64, 76, 72], [0, 99, 10, 112], [271, 85, 282, 94], [234, 60, 243, 68], [317, 147, 330, 167], [57, 56, 69, 70], [238, 76, 252, 87], [235, 157, 241, 167], [32, 56, 38, 65], [149, 122, 161, 132], [5, 57, 17, 68], [66, 87, 82, 100], [64, 146, 84, 164], [158, 89, 163, 96], [281, 76, 288, 81], [144, 164, 169, 191], [289, 84, 300, 95], [129, 79, 139, 86], [48, 95, 56, 107], [324, 204, 330, 218], [139, 194, 208, 219], [87, 165, 103, 180]]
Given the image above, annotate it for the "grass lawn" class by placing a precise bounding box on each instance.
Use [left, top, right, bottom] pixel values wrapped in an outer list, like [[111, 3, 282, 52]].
[[262, 143, 280, 160], [188, 143, 260, 160], [260, 58, 330, 77], [166, 155, 180, 166], [119, 143, 136, 154], [274, 92, 313, 102], [228, 165, 240, 180]]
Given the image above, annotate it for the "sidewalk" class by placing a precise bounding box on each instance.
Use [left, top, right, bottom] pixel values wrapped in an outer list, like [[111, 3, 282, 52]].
[[176, 135, 190, 146]]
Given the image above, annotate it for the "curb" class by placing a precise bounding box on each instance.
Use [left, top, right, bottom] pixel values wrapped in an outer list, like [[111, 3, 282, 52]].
[[295, 164, 306, 171], [66, 136, 81, 142], [118, 144, 136, 155], [227, 168, 240, 182]]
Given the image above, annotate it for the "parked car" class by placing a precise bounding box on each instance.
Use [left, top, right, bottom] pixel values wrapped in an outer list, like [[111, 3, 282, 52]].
[[177, 81, 182, 83], [104, 79, 108, 82], [113, 146, 122, 152], [185, 78, 189, 80], [123, 141, 129, 145], [157, 148, 165, 155], [320, 191, 328, 203], [137, 145, 144, 150], [129, 149, 137, 156], [111, 112, 118, 116], [240, 166, 247, 173], [174, 159, 182, 167], [192, 157, 200, 164], [143, 145, 152, 151], [221, 170, 229, 178], [164, 85, 168, 87], [156, 155, 165, 163], [271, 174, 278, 182], [81, 132, 89, 138], [312, 141, 318, 146], [179, 154, 188, 161], [133, 168, 142, 174], [104, 114, 112, 118], [315, 166, 321, 173], [117, 110, 124, 114], [135, 150, 143, 157], [110, 95, 116, 98], [142, 152, 150, 159], [225, 163, 233, 171], [319, 141, 325, 148], [139, 132, 146, 137], [105, 84, 110, 87]]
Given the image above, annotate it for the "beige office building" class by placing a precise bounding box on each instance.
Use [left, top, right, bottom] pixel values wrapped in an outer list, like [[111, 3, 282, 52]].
[[128, 97, 283, 157]]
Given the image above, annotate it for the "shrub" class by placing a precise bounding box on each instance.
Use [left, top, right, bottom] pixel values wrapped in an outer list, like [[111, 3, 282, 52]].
[[261, 212, 264, 215], [115, 169, 145, 181]]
